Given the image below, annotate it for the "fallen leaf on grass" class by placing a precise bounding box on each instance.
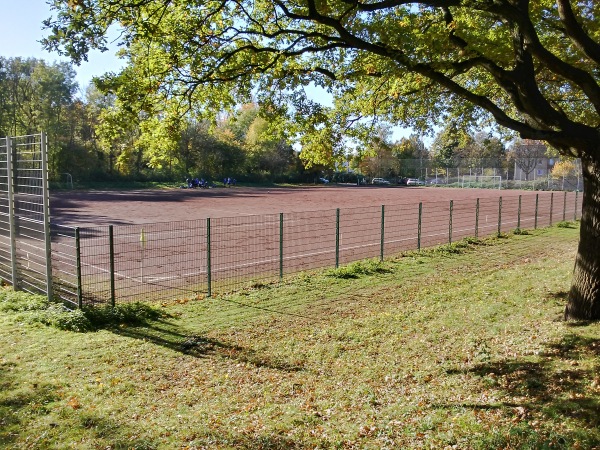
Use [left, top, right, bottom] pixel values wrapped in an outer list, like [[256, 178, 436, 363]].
[[67, 397, 81, 409]]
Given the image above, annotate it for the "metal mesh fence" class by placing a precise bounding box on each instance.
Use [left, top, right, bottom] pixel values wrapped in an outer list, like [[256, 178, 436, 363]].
[[394, 159, 583, 192], [1, 136, 582, 308], [211, 214, 279, 293], [0, 137, 10, 284], [284, 209, 337, 273], [0, 134, 51, 298], [339, 205, 381, 265], [45, 190, 583, 306], [383, 203, 420, 255], [451, 198, 478, 241], [477, 198, 501, 237], [50, 224, 78, 308], [421, 200, 451, 248]]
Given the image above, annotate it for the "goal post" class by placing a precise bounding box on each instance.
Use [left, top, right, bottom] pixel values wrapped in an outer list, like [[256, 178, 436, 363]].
[[461, 175, 502, 189], [61, 172, 74, 189]]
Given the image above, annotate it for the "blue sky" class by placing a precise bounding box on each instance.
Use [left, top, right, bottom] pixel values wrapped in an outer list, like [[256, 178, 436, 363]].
[[0, 0, 124, 91], [1, 0, 416, 142]]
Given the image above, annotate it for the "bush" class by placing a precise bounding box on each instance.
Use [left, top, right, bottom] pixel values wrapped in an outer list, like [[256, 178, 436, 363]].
[[326, 259, 390, 279], [27, 303, 93, 332], [556, 221, 577, 228], [25, 302, 164, 332], [1, 286, 164, 332], [0, 289, 49, 312], [82, 302, 164, 328]]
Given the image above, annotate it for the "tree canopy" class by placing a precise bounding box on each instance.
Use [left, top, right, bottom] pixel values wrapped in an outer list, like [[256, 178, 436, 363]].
[[43, 0, 600, 320], [44, 1, 599, 155]]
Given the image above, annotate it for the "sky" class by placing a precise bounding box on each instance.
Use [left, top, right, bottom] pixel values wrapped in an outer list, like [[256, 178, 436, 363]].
[[1, 0, 416, 142], [0, 0, 124, 92]]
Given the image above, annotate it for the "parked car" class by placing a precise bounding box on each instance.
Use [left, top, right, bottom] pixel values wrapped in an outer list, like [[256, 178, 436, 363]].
[[428, 178, 446, 185], [406, 178, 425, 186], [319, 177, 330, 184], [371, 177, 391, 185]]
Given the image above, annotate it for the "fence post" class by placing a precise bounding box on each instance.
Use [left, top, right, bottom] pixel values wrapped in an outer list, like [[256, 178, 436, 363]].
[[418, 202, 422, 251], [475, 198, 479, 238], [563, 191, 567, 222], [75, 227, 83, 309], [279, 213, 284, 281], [207, 218, 211, 298], [498, 196, 502, 236], [335, 208, 340, 268], [575, 191, 579, 220], [449, 200, 453, 244], [6, 136, 18, 289], [517, 195, 522, 230], [109, 225, 115, 307], [535, 193, 539, 229], [549, 192, 554, 226], [380, 205, 385, 261], [41, 132, 53, 301]]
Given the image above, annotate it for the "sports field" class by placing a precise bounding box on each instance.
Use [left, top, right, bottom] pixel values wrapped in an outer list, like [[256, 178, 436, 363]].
[[51, 185, 530, 226], [48, 186, 579, 305]]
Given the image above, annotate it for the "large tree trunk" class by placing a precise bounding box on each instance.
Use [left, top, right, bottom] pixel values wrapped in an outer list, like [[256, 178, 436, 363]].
[[565, 157, 600, 320]]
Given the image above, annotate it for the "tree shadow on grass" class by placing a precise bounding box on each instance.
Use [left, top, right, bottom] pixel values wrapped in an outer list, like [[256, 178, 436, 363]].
[[0, 363, 157, 450], [443, 332, 600, 447], [1, 346, 304, 450], [109, 317, 305, 373], [0, 362, 57, 447]]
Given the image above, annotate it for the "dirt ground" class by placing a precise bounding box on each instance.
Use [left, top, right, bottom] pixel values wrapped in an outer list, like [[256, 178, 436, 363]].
[[47, 185, 577, 304], [50, 185, 528, 226]]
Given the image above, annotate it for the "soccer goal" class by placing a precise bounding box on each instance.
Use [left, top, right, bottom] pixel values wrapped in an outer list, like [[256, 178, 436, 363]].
[[461, 175, 502, 189], [61, 172, 74, 189]]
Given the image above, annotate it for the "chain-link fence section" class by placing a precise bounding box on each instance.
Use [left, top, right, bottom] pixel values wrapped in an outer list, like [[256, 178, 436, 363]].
[[57, 191, 581, 306], [380, 158, 582, 192], [0, 136, 581, 308]]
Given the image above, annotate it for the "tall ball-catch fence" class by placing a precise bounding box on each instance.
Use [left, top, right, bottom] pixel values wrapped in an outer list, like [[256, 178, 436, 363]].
[[0, 133, 54, 300]]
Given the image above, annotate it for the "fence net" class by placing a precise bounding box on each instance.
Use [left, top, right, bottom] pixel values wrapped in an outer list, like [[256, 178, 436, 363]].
[[0, 134, 51, 298], [0, 137, 9, 283], [54, 191, 582, 306]]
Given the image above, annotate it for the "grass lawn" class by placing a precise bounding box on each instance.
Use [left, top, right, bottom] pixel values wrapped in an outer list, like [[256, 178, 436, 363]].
[[1, 223, 599, 449]]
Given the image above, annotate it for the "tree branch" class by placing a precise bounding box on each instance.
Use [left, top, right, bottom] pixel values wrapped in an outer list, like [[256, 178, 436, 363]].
[[487, 1, 600, 115], [556, 0, 600, 66]]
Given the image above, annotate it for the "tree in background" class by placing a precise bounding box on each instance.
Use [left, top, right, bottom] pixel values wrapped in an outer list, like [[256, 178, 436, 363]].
[[245, 117, 295, 178], [44, 1, 600, 320], [472, 132, 506, 170], [511, 140, 547, 181], [358, 125, 399, 179], [392, 135, 428, 179], [551, 159, 578, 190], [430, 121, 473, 169], [0, 57, 103, 179], [176, 121, 245, 180]]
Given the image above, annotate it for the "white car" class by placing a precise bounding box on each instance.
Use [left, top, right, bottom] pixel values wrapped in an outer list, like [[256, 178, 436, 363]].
[[406, 178, 425, 186], [371, 178, 390, 185]]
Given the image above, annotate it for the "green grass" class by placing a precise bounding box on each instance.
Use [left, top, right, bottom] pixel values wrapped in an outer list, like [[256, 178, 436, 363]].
[[1, 223, 599, 449]]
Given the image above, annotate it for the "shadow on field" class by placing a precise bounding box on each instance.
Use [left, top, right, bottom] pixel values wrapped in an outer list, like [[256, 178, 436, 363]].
[[49, 186, 325, 226], [0, 361, 58, 447], [443, 331, 600, 445], [51, 186, 317, 207], [0, 363, 155, 449], [111, 318, 305, 373]]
